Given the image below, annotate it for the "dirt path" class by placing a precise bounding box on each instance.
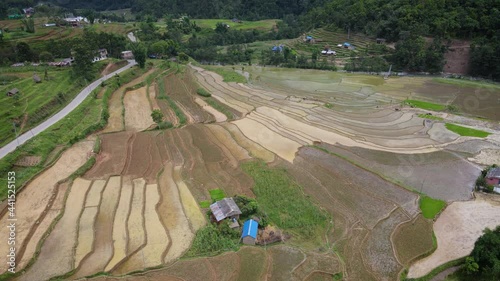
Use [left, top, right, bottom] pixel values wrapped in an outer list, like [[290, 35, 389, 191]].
[[0, 140, 93, 274], [124, 86, 154, 131], [408, 193, 500, 278]]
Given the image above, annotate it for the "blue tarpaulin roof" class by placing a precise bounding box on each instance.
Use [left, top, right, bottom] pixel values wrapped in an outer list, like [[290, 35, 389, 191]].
[[241, 219, 258, 239], [343, 42, 351, 47]]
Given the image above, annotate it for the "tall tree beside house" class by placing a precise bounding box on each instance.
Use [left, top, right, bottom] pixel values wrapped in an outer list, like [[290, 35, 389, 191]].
[[72, 38, 96, 81], [130, 42, 147, 68]]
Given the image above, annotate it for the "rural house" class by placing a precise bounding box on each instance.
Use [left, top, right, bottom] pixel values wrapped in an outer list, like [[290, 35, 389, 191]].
[[210, 198, 242, 222], [241, 219, 259, 245], [121, 51, 134, 60], [7, 88, 19, 96], [486, 167, 500, 187]]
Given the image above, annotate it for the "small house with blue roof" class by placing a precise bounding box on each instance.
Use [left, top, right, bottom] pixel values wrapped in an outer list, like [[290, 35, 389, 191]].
[[241, 219, 259, 245]]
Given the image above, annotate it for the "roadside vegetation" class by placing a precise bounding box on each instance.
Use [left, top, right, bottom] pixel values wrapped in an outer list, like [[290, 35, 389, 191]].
[[445, 124, 491, 138], [419, 196, 446, 219], [0, 66, 145, 201]]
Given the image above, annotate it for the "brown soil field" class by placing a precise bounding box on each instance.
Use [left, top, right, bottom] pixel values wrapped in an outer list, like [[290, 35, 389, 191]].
[[408, 193, 500, 278], [267, 246, 305, 281], [72, 176, 121, 279], [292, 253, 342, 280], [207, 252, 241, 280], [124, 86, 154, 131], [0, 140, 93, 274], [149, 82, 160, 110], [393, 215, 434, 266], [285, 146, 421, 280], [17, 178, 92, 281], [237, 246, 268, 281], [74, 206, 99, 267], [163, 73, 214, 123], [316, 143, 479, 201], [85, 132, 133, 179]]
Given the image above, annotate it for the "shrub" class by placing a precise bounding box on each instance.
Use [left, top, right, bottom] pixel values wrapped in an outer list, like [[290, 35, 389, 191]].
[[196, 88, 211, 97], [157, 121, 173, 129]]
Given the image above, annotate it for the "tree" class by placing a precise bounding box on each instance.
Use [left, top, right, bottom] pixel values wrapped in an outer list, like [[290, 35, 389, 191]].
[[130, 42, 147, 68], [468, 226, 500, 278], [21, 17, 35, 33], [16, 42, 33, 62], [151, 109, 163, 123], [215, 22, 229, 34], [39, 51, 54, 62], [72, 38, 96, 81]]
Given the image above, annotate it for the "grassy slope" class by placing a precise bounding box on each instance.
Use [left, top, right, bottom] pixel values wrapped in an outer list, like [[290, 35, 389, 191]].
[[0, 66, 146, 201], [0, 69, 81, 146], [241, 160, 329, 245], [193, 19, 278, 30], [405, 100, 446, 111], [201, 65, 246, 83], [418, 114, 444, 121], [445, 123, 491, 138], [419, 196, 446, 219]]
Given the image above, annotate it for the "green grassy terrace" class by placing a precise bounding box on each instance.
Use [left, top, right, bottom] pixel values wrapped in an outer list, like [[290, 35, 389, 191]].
[[193, 19, 278, 30], [445, 123, 491, 138], [405, 100, 446, 111], [201, 65, 247, 83], [419, 195, 446, 219]]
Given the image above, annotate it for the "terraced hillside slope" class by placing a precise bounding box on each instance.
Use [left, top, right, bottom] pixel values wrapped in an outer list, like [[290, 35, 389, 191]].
[[2, 64, 499, 281]]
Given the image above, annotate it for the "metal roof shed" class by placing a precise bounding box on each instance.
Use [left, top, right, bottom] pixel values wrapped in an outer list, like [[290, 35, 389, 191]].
[[210, 198, 242, 222], [241, 219, 259, 245]]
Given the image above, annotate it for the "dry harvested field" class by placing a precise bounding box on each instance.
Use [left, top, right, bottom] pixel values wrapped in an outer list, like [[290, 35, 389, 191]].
[[5, 65, 500, 281], [408, 193, 500, 278]]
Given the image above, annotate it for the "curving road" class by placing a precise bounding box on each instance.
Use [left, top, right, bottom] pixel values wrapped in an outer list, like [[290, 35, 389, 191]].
[[0, 60, 137, 160]]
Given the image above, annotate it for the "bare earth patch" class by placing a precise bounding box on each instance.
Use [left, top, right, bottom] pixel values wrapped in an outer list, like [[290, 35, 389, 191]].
[[408, 193, 500, 278], [124, 86, 154, 131]]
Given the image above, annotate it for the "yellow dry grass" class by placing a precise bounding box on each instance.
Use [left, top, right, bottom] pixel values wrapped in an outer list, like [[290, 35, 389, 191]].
[[173, 166, 206, 232], [0, 140, 92, 274], [105, 176, 134, 271], [222, 123, 275, 163], [160, 163, 195, 263], [84, 180, 106, 207], [74, 206, 98, 267], [18, 178, 92, 281], [124, 87, 154, 131], [127, 178, 146, 253], [206, 124, 251, 162]]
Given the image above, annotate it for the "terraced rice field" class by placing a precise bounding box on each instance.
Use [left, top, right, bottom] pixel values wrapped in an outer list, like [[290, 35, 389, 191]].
[[4, 65, 500, 280]]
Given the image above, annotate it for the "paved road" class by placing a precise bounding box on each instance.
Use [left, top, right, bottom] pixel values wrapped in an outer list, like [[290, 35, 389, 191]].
[[0, 60, 137, 160]]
